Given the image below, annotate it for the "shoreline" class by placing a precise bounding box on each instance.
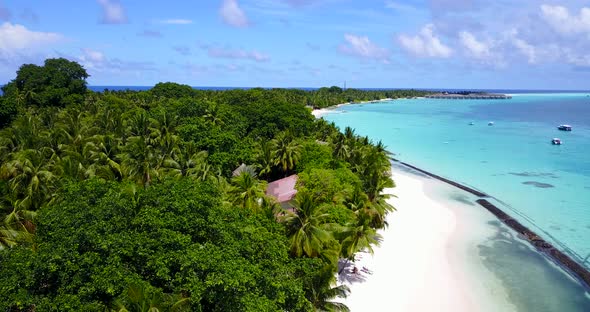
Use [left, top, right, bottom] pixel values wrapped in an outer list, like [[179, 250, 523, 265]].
[[312, 107, 590, 292], [393, 160, 590, 290], [337, 166, 514, 311], [337, 163, 590, 311], [311, 98, 399, 118]]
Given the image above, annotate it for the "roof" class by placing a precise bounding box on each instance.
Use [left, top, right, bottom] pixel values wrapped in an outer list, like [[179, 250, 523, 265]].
[[266, 175, 298, 203]]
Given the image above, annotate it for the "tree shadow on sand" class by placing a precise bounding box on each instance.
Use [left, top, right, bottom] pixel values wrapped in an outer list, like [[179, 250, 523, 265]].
[[337, 259, 369, 284]]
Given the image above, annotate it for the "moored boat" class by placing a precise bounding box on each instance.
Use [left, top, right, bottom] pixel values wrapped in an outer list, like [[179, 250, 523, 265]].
[[558, 124, 572, 131], [552, 138, 562, 145], [488, 121, 494, 126]]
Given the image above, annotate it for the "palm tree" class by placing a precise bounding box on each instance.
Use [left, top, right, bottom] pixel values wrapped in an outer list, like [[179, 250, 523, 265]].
[[0, 192, 37, 249], [56, 156, 88, 181], [339, 216, 382, 260], [306, 265, 350, 312], [283, 192, 333, 259], [344, 127, 355, 141], [127, 111, 158, 141], [84, 135, 123, 181], [331, 133, 349, 161], [272, 132, 300, 175], [1, 149, 56, 210], [0, 226, 19, 250], [255, 140, 275, 179], [203, 102, 224, 126], [56, 109, 90, 158], [228, 168, 267, 212], [9, 115, 42, 150], [113, 283, 189, 312], [120, 136, 158, 187], [161, 147, 211, 181]]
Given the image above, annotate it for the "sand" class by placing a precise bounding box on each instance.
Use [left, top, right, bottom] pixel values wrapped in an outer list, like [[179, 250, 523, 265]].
[[337, 169, 489, 312]]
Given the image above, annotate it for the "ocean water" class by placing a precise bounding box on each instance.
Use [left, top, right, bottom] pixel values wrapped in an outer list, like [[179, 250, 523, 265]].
[[393, 163, 590, 311], [322, 93, 590, 268]]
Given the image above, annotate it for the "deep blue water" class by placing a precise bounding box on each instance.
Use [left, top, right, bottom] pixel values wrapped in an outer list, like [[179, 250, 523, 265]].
[[322, 93, 590, 267]]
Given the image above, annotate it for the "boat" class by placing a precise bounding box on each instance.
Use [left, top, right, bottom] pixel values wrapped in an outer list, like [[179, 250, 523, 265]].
[[469, 122, 474, 125], [558, 124, 572, 131], [552, 138, 562, 145], [488, 121, 494, 126]]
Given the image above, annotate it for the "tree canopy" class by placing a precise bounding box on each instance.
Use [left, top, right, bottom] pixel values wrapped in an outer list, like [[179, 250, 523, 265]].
[[1, 58, 89, 109], [0, 60, 406, 311]]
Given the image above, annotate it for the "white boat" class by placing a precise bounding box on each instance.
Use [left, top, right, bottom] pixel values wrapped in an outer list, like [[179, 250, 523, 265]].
[[488, 121, 494, 126], [557, 125, 572, 131], [552, 138, 562, 145], [469, 122, 474, 125]]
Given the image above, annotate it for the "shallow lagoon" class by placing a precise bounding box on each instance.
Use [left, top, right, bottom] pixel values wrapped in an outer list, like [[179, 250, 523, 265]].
[[323, 93, 590, 267]]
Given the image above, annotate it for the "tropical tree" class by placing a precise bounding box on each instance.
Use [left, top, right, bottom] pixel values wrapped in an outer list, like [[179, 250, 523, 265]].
[[161, 145, 211, 181], [228, 167, 267, 212], [306, 265, 350, 312], [283, 192, 334, 259], [113, 283, 189, 312], [255, 140, 275, 179], [331, 133, 349, 161], [120, 136, 158, 187], [272, 132, 300, 175], [0, 149, 56, 210], [338, 215, 382, 260], [84, 134, 123, 181]]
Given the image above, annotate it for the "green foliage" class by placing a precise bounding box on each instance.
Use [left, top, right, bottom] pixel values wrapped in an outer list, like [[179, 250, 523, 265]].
[[0, 179, 311, 311], [150, 82, 195, 99], [0, 97, 17, 128], [295, 141, 336, 172], [0, 59, 406, 311], [297, 168, 360, 205], [2, 58, 89, 108]]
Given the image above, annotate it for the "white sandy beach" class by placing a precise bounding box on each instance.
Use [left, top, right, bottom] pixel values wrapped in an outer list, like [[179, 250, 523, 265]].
[[311, 98, 397, 118], [337, 168, 517, 312]]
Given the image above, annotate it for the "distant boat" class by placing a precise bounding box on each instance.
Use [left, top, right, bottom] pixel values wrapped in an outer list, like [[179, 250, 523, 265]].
[[552, 138, 562, 145], [488, 121, 494, 126], [469, 122, 474, 125], [557, 124, 572, 131]]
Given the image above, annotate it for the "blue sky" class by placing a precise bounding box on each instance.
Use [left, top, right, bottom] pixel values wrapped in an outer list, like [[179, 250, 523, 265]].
[[1, 0, 589, 89]]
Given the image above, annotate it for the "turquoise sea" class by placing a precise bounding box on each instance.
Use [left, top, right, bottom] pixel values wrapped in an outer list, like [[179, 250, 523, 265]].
[[323, 93, 590, 268]]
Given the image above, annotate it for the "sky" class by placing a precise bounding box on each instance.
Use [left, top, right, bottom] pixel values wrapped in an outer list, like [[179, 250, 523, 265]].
[[0, 0, 589, 89]]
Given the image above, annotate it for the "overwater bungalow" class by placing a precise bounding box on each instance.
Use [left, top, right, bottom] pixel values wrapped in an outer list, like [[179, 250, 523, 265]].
[[426, 92, 512, 100]]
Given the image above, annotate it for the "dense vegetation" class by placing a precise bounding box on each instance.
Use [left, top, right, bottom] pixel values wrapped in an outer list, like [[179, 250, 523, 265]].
[[0, 59, 408, 311]]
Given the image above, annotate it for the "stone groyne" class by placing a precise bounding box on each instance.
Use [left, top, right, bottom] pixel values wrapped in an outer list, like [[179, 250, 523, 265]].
[[391, 159, 590, 289]]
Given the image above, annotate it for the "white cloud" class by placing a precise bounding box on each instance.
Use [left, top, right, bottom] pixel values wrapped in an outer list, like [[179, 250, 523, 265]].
[[540, 5, 590, 36], [398, 24, 452, 58], [77, 48, 156, 73], [338, 34, 390, 62], [206, 46, 270, 62], [220, 0, 249, 28], [459, 31, 491, 60], [159, 19, 193, 25], [510, 33, 537, 64], [97, 0, 127, 24], [80, 48, 105, 63], [563, 48, 590, 67], [0, 22, 63, 53]]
